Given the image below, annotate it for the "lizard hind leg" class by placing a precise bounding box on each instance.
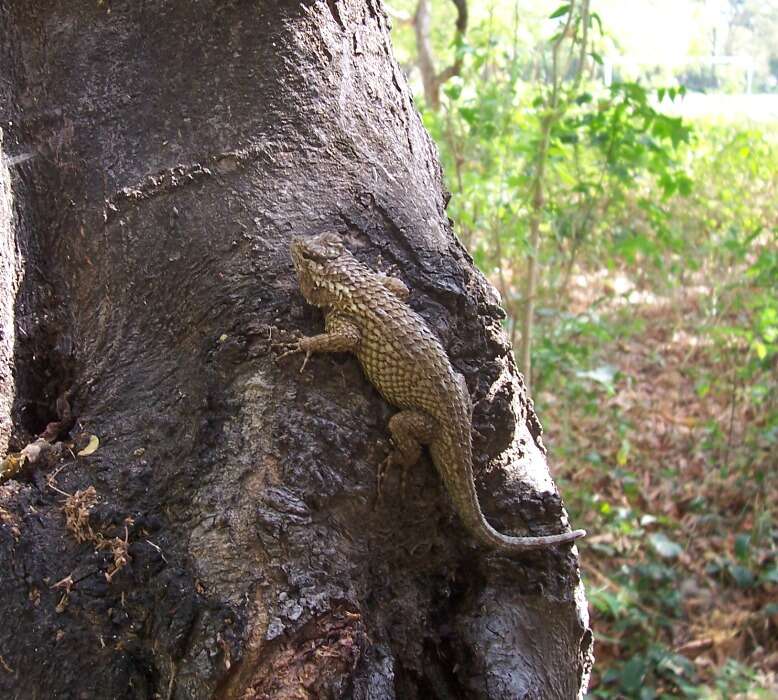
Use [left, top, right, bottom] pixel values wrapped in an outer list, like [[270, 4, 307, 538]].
[[377, 410, 437, 502]]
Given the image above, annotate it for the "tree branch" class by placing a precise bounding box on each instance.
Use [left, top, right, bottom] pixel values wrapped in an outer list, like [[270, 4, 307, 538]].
[[413, 0, 469, 109]]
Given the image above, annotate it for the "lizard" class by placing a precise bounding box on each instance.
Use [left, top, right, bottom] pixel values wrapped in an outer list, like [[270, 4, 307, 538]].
[[279, 232, 586, 553]]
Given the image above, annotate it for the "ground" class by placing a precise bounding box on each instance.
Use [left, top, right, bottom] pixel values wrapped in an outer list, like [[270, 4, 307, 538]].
[[536, 273, 777, 698]]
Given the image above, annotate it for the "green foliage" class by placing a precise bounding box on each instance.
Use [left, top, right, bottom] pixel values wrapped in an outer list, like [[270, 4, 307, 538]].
[[391, 2, 778, 697], [417, 3, 697, 388]]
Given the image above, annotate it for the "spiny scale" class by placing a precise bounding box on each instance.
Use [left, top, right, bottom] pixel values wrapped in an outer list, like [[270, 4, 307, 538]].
[[286, 232, 586, 553]]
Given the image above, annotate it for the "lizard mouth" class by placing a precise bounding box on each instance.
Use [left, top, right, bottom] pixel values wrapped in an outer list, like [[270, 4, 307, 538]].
[[290, 237, 322, 277], [290, 237, 308, 265]]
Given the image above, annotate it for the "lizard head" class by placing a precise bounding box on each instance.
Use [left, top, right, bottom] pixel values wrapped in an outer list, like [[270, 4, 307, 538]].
[[290, 232, 348, 307]]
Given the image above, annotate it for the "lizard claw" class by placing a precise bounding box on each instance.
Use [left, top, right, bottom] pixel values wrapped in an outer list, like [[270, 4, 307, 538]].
[[298, 349, 312, 374], [376, 450, 409, 503], [275, 342, 300, 362], [376, 454, 391, 505], [276, 339, 313, 374]]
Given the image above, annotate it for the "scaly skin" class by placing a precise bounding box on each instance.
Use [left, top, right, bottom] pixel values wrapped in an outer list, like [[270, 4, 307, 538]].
[[282, 232, 586, 553]]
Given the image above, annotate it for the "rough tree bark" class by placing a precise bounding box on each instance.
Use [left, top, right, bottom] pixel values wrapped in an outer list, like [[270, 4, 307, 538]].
[[0, 1, 592, 698]]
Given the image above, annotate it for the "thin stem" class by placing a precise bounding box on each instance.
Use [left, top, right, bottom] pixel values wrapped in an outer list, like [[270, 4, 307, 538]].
[[518, 0, 593, 392]]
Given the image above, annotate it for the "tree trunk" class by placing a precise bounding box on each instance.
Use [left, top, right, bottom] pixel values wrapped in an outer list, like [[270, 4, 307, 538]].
[[0, 1, 592, 698]]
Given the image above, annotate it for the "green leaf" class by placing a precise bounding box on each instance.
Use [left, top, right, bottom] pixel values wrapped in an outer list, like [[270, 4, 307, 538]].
[[620, 656, 647, 693], [734, 534, 750, 561], [590, 51, 603, 65], [649, 533, 683, 560], [728, 564, 755, 588], [616, 439, 630, 467], [589, 11, 604, 35], [590, 589, 625, 617], [759, 567, 778, 585], [639, 687, 656, 700], [458, 106, 478, 126], [549, 4, 571, 19], [443, 79, 463, 101], [676, 174, 693, 196]]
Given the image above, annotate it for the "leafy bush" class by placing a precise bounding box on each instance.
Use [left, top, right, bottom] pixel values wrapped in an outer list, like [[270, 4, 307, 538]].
[[391, 2, 778, 696]]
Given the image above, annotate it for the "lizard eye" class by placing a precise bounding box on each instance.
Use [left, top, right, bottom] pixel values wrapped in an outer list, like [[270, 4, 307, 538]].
[[306, 233, 344, 261]]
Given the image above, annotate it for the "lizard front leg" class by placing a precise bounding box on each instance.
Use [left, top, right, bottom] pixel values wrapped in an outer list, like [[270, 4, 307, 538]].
[[278, 313, 360, 373], [377, 410, 437, 500]]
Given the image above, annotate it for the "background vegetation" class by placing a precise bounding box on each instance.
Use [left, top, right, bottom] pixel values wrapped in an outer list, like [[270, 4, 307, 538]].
[[389, 1, 777, 697]]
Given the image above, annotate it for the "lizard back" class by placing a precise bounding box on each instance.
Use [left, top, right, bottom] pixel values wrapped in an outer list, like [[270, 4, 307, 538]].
[[289, 233, 586, 552]]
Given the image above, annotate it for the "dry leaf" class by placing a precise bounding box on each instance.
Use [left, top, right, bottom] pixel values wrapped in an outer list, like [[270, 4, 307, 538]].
[[77, 435, 99, 456]]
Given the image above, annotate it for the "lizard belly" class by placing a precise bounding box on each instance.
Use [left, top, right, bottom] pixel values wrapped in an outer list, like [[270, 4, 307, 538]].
[[356, 348, 447, 419], [356, 349, 418, 411]]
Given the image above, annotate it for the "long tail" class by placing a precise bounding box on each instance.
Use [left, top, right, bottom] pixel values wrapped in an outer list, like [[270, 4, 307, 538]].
[[468, 514, 586, 552], [430, 434, 586, 553]]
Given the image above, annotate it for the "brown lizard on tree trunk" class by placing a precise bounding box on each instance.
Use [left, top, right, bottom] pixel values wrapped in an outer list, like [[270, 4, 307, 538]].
[[280, 232, 585, 553]]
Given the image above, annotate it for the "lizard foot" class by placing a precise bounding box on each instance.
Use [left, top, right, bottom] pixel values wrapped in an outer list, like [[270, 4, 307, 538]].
[[274, 338, 313, 374], [376, 454, 390, 505], [376, 451, 409, 505]]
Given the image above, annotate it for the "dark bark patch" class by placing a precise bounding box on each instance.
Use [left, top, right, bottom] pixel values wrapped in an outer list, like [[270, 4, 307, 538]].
[[220, 604, 364, 700]]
